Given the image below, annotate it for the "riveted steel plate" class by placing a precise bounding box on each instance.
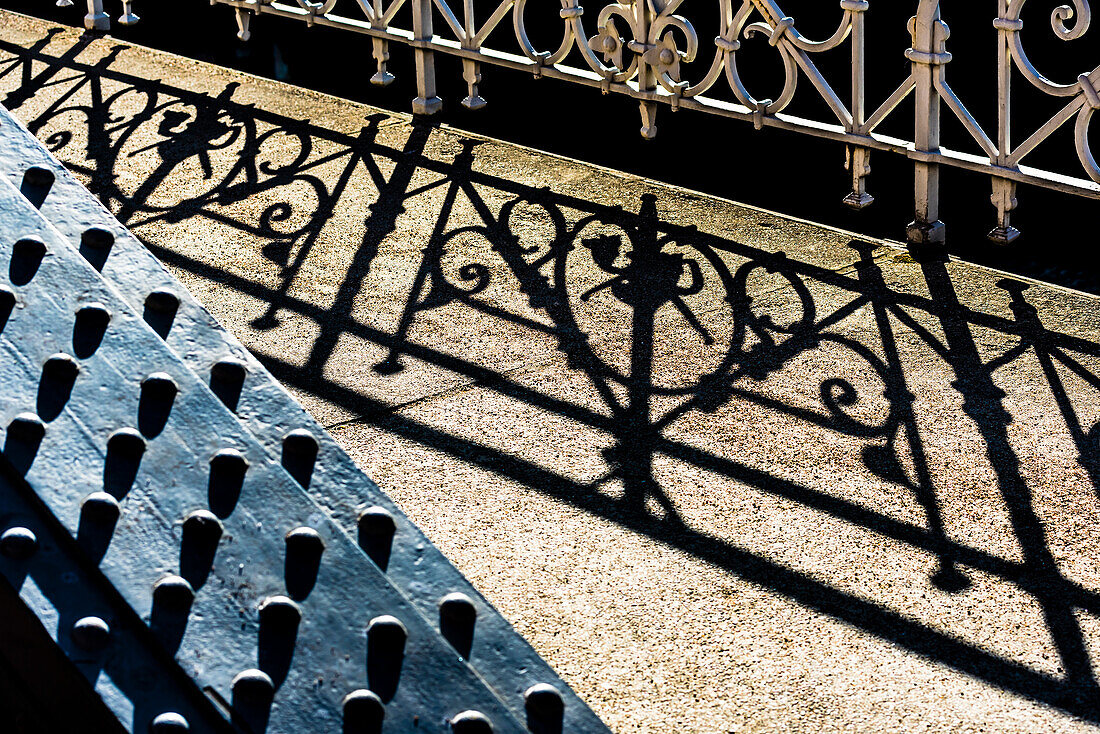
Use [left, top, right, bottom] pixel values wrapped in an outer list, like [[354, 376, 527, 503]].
[[0, 103, 603, 732], [0, 176, 533, 732], [0, 98, 605, 734], [0, 457, 233, 734]]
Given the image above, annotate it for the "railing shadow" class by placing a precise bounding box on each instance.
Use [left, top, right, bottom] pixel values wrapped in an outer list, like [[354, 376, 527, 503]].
[[4, 32, 1100, 722]]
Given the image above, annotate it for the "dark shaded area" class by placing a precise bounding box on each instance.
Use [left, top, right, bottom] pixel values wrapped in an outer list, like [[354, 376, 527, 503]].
[[75, 491, 120, 563], [230, 671, 274, 733], [210, 359, 246, 412], [36, 354, 78, 422], [366, 617, 406, 703], [357, 507, 396, 572], [19, 165, 53, 208], [525, 685, 565, 734], [0, 578, 125, 734], [149, 577, 194, 655], [0, 457, 234, 734], [142, 290, 179, 340], [0, 287, 13, 333], [1, 23, 1100, 725], [78, 227, 114, 272], [179, 510, 222, 590], [257, 598, 301, 688], [103, 428, 145, 498], [3, 414, 44, 476], [281, 429, 317, 489], [342, 690, 384, 734], [137, 373, 177, 438], [9, 237, 45, 286], [283, 527, 323, 601], [72, 303, 110, 358], [208, 449, 248, 518], [439, 593, 477, 660]]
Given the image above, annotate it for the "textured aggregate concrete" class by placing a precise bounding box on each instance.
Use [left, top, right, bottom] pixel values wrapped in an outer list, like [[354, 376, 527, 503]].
[[4, 12, 1100, 733]]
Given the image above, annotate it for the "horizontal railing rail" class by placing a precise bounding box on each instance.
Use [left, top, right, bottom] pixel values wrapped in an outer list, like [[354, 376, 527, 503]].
[[71, 0, 1099, 246]]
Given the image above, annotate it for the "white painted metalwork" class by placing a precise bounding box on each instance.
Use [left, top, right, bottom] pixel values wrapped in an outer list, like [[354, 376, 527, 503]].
[[78, 0, 1098, 244]]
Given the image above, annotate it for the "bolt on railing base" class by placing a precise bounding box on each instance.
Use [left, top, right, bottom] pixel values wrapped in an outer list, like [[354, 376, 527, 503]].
[[906, 219, 946, 246], [843, 192, 875, 210], [84, 12, 109, 30], [412, 96, 443, 115], [371, 71, 396, 86], [987, 226, 1021, 245]]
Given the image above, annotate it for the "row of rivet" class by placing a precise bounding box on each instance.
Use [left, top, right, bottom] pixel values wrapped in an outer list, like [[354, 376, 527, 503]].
[[1, 259, 500, 730], [7, 177, 568, 733], [13, 159, 480, 692], [2, 218, 199, 728], [1, 522, 194, 732], [8, 170, 210, 732], [0, 212, 224, 731]]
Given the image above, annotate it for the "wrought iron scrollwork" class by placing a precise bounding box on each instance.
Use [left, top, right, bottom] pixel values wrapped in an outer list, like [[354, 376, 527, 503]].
[[59, 0, 1100, 241]]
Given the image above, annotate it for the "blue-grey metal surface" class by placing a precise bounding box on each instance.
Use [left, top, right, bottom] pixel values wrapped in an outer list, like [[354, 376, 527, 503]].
[[0, 102, 605, 732], [0, 456, 233, 734]]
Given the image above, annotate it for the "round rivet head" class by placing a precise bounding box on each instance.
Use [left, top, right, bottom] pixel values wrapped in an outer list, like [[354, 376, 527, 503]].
[[357, 506, 395, 537], [211, 359, 246, 383], [22, 166, 54, 189], [232, 669, 274, 701], [82, 491, 121, 522], [149, 712, 190, 732], [183, 510, 222, 539], [439, 592, 476, 621], [142, 373, 178, 398], [153, 575, 195, 609], [71, 616, 111, 650], [524, 683, 563, 719], [145, 291, 179, 313], [282, 429, 317, 455], [77, 302, 111, 322], [210, 448, 248, 471], [258, 595, 301, 626], [0, 526, 38, 559], [343, 689, 384, 729], [451, 710, 493, 733], [13, 236, 46, 261], [367, 614, 408, 658], [108, 427, 146, 457], [43, 353, 79, 381], [285, 526, 324, 551], [7, 413, 45, 442], [81, 228, 114, 250], [368, 614, 407, 637]]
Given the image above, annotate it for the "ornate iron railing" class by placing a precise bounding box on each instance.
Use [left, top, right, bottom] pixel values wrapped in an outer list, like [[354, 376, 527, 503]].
[[71, 0, 1098, 245]]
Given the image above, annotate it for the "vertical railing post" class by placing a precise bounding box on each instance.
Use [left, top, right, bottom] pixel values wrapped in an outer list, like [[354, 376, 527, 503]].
[[843, 0, 873, 209], [370, 0, 396, 86], [990, 0, 1021, 244], [84, 0, 110, 30], [460, 0, 486, 108], [636, 0, 658, 138], [906, 1, 947, 250], [411, 0, 442, 114]]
